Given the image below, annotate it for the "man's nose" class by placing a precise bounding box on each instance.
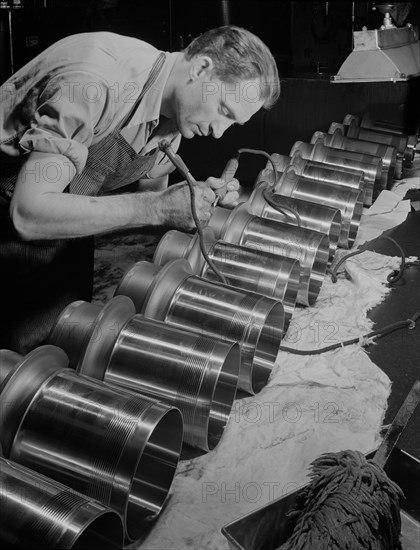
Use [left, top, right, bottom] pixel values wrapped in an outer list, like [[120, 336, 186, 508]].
[[211, 119, 232, 139]]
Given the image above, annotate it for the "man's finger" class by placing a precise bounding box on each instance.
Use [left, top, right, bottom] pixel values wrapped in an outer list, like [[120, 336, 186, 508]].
[[207, 177, 226, 190], [195, 181, 215, 202], [226, 178, 240, 192], [205, 188, 216, 203], [218, 190, 239, 206]]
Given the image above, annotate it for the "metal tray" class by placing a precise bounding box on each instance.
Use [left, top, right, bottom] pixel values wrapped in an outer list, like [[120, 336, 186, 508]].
[[222, 447, 420, 550]]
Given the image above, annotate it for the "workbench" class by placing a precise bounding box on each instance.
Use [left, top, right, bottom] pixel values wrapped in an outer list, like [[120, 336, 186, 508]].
[[90, 154, 420, 550], [366, 203, 420, 459]]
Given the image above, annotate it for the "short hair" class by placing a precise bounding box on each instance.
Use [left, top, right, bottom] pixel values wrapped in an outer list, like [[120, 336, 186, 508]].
[[184, 26, 280, 110]]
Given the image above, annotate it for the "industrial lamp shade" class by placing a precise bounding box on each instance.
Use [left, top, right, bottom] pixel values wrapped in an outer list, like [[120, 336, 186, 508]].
[[332, 24, 420, 83]]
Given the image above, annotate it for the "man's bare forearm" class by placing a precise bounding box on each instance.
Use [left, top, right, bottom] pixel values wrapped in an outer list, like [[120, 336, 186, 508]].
[[9, 151, 219, 240], [12, 189, 167, 240], [9, 152, 169, 240]]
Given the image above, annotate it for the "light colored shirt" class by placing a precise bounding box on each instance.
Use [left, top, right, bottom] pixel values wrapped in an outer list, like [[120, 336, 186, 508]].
[[0, 32, 182, 180]]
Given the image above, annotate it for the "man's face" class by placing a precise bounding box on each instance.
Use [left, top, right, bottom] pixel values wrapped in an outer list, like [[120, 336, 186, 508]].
[[173, 63, 265, 139]]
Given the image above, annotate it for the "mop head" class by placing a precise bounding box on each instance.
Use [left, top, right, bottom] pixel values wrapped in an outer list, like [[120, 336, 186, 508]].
[[278, 449, 404, 550]]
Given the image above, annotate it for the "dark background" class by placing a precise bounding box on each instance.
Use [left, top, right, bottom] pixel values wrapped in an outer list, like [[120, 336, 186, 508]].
[[1, 1, 420, 183], [2, 1, 419, 80]]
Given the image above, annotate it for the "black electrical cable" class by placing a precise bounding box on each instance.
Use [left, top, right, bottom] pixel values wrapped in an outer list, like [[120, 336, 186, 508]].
[[158, 140, 228, 285], [262, 188, 302, 227], [183, 176, 228, 285], [236, 148, 278, 177], [232, 147, 420, 358], [329, 234, 420, 285], [235, 148, 302, 225], [279, 310, 419, 355]]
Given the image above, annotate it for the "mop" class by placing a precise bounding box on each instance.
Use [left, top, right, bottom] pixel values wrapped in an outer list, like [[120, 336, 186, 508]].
[[278, 380, 420, 550]]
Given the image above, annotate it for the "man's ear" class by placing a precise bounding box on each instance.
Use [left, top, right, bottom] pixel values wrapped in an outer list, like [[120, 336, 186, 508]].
[[189, 56, 214, 81]]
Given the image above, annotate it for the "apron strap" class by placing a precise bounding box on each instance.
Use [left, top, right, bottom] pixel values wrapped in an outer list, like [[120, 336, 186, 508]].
[[118, 52, 167, 131]]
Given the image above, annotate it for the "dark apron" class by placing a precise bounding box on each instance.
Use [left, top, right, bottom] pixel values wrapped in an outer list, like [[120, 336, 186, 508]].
[[0, 53, 165, 354]]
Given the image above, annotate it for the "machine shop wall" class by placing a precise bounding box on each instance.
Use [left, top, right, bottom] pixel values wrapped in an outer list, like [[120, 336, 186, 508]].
[[0, 0, 290, 83], [177, 79, 411, 186], [263, 80, 410, 168], [175, 1, 420, 185], [0, 0, 171, 83]]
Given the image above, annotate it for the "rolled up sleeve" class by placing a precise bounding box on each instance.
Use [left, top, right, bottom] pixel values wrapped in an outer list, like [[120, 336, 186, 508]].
[[18, 71, 113, 175]]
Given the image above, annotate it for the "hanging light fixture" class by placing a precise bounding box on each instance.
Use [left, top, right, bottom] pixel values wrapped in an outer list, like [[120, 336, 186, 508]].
[[332, 2, 420, 83]]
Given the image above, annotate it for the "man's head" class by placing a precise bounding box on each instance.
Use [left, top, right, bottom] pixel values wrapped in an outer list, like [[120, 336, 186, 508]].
[[184, 26, 280, 110], [167, 26, 280, 140]]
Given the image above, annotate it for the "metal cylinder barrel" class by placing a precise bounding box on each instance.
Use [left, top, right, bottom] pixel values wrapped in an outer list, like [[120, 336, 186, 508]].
[[347, 117, 410, 164], [0, 349, 21, 387], [290, 140, 382, 204], [321, 127, 397, 190], [0, 457, 124, 549], [360, 112, 406, 134], [48, 297, 135, 372], [247, 181, 342, 262], [107, 315, 240, 451], [153, 229, 301, 325], [359, 112, 418, 164], [49, 297, 239, 451], [310, 129, 385, 199], [115, 259, 285, 395], [0, 346, 183, 543], [266, 151, 370, 206], [153, 228, 213, 275], [208, 206, 330, 307], [275, 166, 363, 249], [271, 152, 366, 192], [203, 241, 300, 326], [342, 115, 404, 178], [236, 184, 254, 204]]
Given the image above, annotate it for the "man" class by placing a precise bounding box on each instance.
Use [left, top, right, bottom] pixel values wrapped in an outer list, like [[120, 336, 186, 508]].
[[0, 25, 280, 353]]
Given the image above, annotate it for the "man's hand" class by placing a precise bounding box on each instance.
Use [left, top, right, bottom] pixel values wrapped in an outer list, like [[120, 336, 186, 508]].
[[158, 180, 216, 231], [206, 176, 240, 206], [158, 175, 240, 231]]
